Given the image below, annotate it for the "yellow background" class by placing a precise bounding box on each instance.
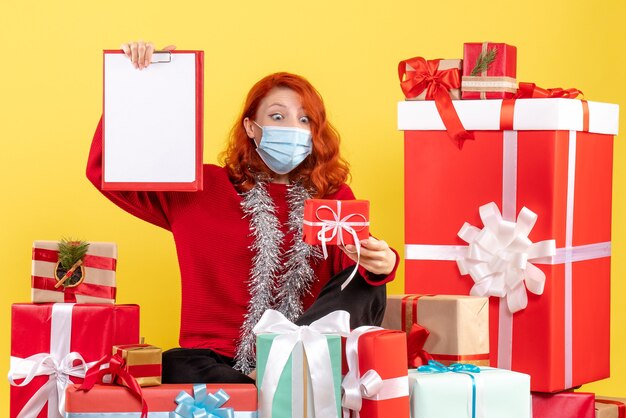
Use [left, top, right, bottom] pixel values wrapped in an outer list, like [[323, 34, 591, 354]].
[[1, 0, 624, 411]]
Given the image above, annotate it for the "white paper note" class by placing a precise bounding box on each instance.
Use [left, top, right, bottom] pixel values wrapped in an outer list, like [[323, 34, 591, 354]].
[[103, 52, 198, 186]]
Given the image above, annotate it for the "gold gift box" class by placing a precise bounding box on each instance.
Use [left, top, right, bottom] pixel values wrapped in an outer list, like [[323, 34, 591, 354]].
[[113, 344, 162, 387]]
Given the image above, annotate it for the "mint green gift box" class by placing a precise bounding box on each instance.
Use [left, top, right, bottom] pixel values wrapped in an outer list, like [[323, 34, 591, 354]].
[[256, 334, 342, 418]]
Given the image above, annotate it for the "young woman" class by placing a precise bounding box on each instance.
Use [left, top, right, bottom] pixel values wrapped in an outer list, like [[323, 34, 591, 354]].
[[86, 41, 398, 383]]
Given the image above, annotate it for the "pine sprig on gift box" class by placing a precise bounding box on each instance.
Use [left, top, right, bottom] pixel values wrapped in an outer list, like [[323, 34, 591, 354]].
[[58, 239, 89, 270], [470, 48, 498, 76]]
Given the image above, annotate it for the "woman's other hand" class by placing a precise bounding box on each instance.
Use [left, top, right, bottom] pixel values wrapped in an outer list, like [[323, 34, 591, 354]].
[[120, 41, 177, 70], [342, 236, 397, 276]]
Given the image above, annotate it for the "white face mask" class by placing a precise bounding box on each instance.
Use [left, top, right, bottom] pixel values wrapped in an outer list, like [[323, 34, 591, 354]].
[[253, 121, 313, 174]]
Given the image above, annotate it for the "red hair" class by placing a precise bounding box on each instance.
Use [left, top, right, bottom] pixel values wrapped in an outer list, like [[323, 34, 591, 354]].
[[220, 72, 350, 197]]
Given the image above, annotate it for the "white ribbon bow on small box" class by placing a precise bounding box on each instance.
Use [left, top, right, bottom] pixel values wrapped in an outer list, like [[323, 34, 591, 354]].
[[341, 326, 409, 418], [303, 200, 370, 290], [253, 309, 351, 418]]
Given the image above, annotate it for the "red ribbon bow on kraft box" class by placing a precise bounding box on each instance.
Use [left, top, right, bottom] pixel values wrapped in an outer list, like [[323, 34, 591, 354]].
[[399, 57, 474, 148]]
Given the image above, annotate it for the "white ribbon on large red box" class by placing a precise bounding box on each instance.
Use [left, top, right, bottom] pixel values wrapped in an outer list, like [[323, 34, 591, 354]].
[[405, 127, 611, 388], [8, 303, 95, 418], [456, 201, 556, 314], [341, 326, 409, 418], [253, 309, 350, 418]]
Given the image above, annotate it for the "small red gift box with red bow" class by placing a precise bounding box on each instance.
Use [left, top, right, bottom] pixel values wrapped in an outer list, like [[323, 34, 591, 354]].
[[303, 199, 370, 248]]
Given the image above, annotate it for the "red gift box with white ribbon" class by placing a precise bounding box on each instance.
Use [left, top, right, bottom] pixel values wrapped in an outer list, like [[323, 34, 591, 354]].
[[303, 199, 370, 289], [303, 199, 370, 248], [31, 241, 117, 304], [398, 97, 618, 392], [8, 303, 140, 418], [342, 327, 410, 418]]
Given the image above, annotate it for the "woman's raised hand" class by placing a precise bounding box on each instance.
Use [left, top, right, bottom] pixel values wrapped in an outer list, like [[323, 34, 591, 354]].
[[342, 237, 397, 276], [120, 41, 177, 70]]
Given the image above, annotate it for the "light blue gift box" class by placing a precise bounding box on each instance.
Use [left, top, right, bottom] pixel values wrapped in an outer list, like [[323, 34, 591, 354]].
[[408, 364, 531, 418]]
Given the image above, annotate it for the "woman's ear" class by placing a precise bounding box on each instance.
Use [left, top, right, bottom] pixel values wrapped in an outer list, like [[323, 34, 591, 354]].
[[243, 117, 256, 140]]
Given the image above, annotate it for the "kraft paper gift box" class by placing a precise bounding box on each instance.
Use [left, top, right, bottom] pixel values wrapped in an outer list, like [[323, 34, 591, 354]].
[[382, 294, 489, 367], [31, 240, 117, 303], [8, 303, 140, 418], [65, 383, 258, 417], [595, 396, 626, 418], [113, 344, 162, 387], [303, 199, 370, 247], [408, 364, 531, 418], [461, 42, 517, 99], [531, 391, 595, 418], [399, 57, 462, 100], [255, 309, 349, 418], [398, 98, 619, 392], [342, 327, 410, 418]]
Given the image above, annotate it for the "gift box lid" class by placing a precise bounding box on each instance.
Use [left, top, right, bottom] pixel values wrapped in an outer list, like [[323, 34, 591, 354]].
[[65, 383, 257, 412], [33, 240, 118, 257], [397, 99, 619, 135]]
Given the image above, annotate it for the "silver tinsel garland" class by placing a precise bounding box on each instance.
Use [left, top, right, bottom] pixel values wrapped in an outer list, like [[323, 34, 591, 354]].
[[233, 180, 318, 374], [274, 182, 322, 320]]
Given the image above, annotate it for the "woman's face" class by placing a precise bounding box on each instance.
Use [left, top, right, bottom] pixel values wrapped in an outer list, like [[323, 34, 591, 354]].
[[244, 87, 310, 146]]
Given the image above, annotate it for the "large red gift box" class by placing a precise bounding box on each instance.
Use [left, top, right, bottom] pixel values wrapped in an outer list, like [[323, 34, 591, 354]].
[[342, 327, 409, 418], [303, 199, 370, 247], [461, 42, 517, 99], [65, 383, 257, 417], [398, 98, 619, 392], [31, 241, 118, 304], [9, 303, 140, 418], [532, 391, 595, 418]]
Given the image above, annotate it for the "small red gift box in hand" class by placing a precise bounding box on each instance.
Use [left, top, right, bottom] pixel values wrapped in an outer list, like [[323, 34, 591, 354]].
[[303, 199, 370, 289]]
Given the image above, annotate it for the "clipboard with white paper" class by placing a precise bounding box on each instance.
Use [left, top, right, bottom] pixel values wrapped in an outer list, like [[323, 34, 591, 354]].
[[102, 50, 204, 191]]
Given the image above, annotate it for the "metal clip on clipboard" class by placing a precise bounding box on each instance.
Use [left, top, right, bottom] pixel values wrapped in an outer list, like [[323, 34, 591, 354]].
[[150, 51, 172, 64]]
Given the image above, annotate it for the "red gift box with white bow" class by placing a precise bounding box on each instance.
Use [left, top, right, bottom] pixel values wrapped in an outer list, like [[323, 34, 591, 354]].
[[398, 97, 618, 392], [303, 199, 370, 248], [342, 327, 410, 418], [8, 303, 139, 418]]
